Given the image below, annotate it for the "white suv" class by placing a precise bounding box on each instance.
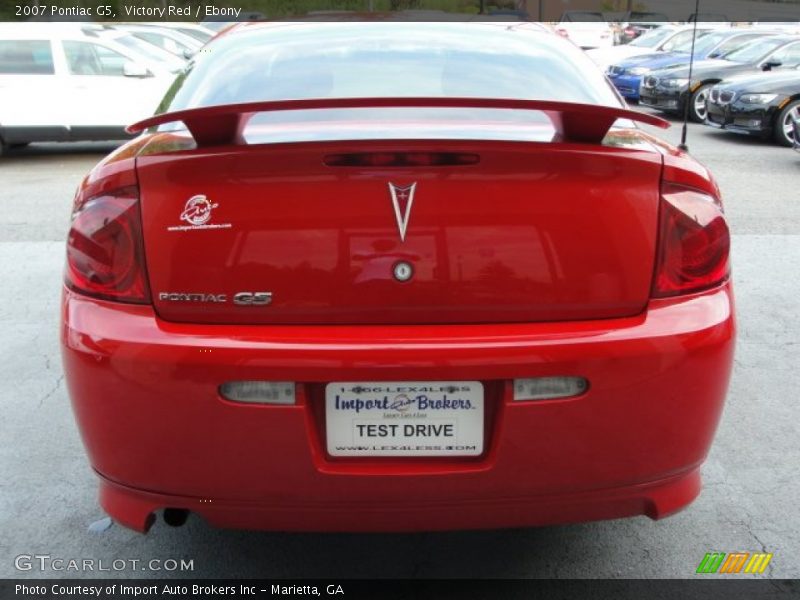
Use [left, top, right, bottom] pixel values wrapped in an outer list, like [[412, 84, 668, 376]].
[[0, 24, 178, 154]]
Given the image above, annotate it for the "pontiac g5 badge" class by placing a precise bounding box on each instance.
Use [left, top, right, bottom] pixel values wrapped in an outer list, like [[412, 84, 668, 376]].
[[158, 291, 273, 306], [388, 182, 417, 242], [167, 195, 232, 232]]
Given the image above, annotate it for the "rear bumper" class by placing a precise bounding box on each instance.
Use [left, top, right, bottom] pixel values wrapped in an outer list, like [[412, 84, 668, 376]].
[[61, 284, 735, 532], [97, 467, 702, 533]]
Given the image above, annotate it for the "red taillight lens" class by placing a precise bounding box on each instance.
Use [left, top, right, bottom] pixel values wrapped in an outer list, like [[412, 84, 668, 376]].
[[652, 183, 730, 298], [65, 187, 150, 304]]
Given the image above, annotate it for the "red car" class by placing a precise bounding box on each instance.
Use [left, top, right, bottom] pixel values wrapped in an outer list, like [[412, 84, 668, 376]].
[[61, 22, 735, 533]]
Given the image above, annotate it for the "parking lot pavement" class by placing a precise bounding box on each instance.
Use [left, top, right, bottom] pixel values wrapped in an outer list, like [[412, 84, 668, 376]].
[[1, 122, 799, 579]]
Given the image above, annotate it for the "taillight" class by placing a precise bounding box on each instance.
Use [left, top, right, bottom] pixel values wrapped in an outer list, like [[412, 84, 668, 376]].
[[652, 183, 730, 298], [65, 186, 150, 303]]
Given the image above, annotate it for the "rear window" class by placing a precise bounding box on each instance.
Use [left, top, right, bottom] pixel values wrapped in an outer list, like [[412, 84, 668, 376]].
[[160, 23, 621, 111], [156, 23, 624, 145], [0, 40, 54, 75]]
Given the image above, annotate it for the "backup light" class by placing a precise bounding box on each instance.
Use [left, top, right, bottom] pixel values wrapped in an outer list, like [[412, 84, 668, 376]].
[[219, 381, 296, 405], [513, 377, 588, 401]]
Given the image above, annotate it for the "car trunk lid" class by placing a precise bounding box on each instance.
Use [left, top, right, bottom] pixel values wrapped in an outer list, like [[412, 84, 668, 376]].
[[137, 137, 663, 325]]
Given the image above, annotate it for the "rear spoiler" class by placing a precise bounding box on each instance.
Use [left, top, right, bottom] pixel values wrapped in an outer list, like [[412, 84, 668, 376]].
[[127, 97, 669, 147]]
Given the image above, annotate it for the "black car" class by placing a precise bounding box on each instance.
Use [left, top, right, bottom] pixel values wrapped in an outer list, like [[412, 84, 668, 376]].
[[705, 67, 800, 146], [640, 34, 800, 122]]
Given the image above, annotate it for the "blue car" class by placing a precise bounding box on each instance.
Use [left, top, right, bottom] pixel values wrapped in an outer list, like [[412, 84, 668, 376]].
[[608, 29, 772, 100]]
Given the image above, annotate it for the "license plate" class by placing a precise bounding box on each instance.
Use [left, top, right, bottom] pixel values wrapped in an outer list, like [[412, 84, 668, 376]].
[[325, 381, 484, 457]]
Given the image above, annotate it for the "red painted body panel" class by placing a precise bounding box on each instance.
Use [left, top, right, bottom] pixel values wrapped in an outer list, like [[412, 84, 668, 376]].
[[137, 140, 663, 324], [62, 282, 734, 532], [62, 121, 735, 532]]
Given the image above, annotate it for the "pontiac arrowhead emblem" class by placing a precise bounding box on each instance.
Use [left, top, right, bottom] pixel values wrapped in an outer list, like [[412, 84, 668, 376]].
[[388, 182, 417, 242]]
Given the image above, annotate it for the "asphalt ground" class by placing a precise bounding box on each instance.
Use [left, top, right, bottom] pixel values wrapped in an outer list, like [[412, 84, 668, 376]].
[[1, 113, 798, 579]]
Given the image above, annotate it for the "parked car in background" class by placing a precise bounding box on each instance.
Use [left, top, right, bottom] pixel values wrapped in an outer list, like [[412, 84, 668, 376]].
[[202, 12, 265, 32], [587, 25, 716, 71], [611, 12, 669, 45], [608, 29, 775, 101], [640, 35, 800, 121], [113, 24, 202, 59], [137, 22, 215, 44], [96, 26, 186, 73], [705, 66, 800, 146], [556, 11, 615, 49], [0, 24, 177, 154], [751, 22, 800, 35], [201, 21, 235, 33], [61, 22, 734, 534], [618, 22, 665, 45], [689, 13, 730, 23]]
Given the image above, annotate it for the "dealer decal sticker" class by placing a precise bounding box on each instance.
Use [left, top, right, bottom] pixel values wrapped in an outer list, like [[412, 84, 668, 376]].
[[168, 195, 231, 232]]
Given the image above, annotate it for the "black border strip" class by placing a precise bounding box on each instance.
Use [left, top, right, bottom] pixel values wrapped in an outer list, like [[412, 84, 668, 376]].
[[3, 579, 800, 600], [2, 0, 799, 23]]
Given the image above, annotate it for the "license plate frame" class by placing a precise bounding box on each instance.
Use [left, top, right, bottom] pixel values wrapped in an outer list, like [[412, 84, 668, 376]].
[[325, 381, 484, 457]]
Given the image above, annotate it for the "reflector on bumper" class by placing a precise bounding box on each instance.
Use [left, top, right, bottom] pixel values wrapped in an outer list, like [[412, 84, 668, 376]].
[[219, 381, 295, 404], [513, 377, 588, 401]]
